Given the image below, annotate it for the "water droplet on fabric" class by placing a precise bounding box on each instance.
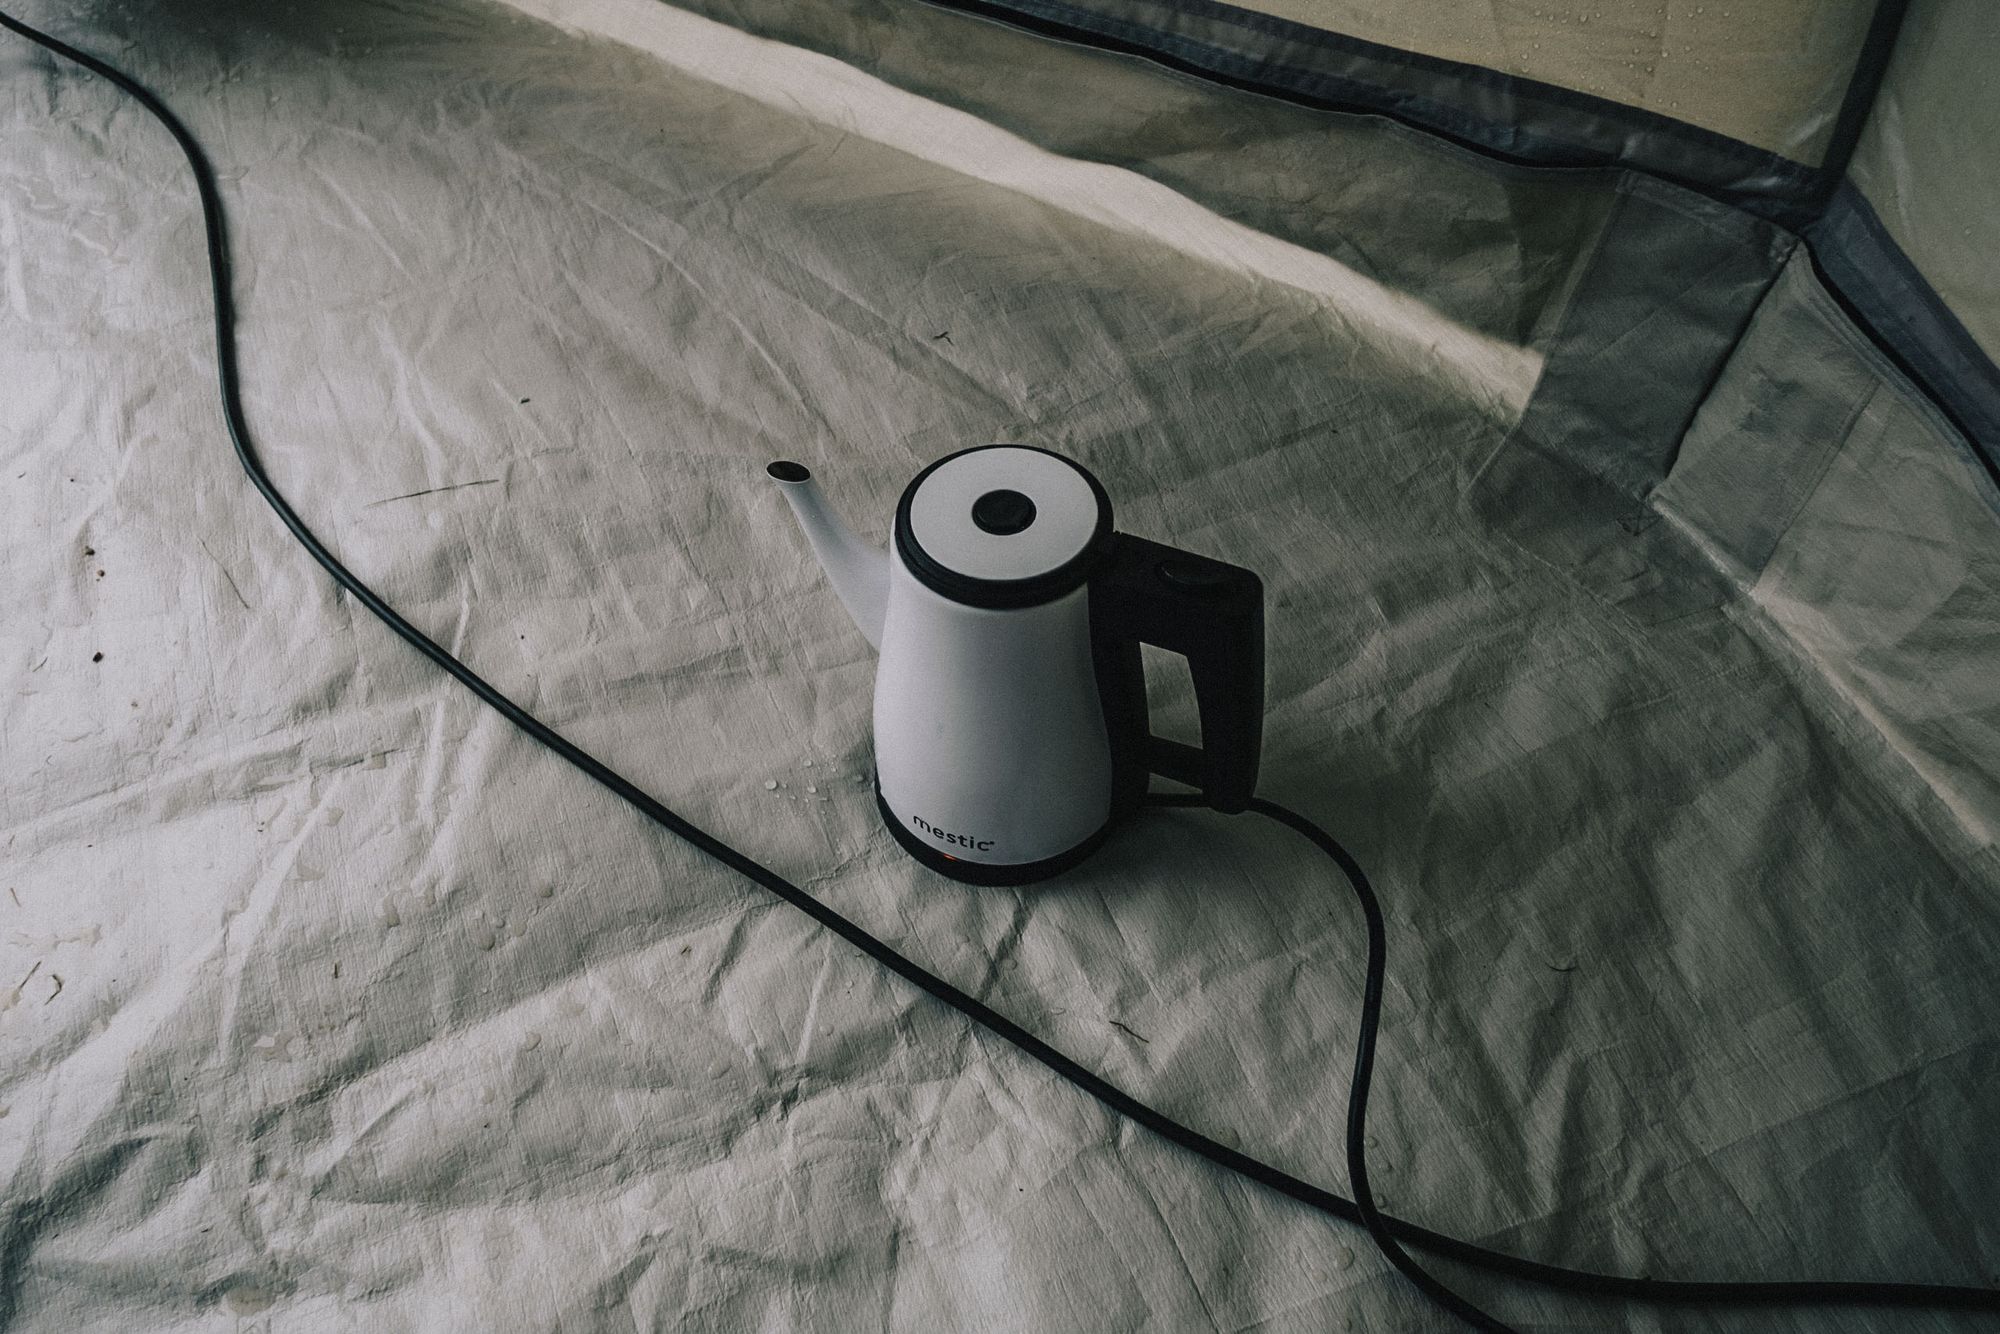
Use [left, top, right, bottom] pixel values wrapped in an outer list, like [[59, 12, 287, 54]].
[[1335, 1246, 1355, 1270], [519, 1031, 541, 1052], [803, 760, 814, 767], [473, 924, 497, 951], [764, 780, 778, 791], [806, 784, 817, 794], [380, 898, 400, 928], [479, 1086, 494, 1104], [538, 883, 556, 898], [253, 1033, 278, 1050]]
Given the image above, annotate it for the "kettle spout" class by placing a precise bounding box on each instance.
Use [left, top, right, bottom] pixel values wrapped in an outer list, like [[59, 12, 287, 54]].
[[767, 460, 889, 650]]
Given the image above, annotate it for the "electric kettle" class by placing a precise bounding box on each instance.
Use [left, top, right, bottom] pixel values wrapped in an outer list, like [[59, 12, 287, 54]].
[[768, 445, 1264, 884]]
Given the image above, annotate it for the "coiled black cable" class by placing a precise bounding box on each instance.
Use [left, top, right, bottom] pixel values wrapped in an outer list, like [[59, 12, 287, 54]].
[[5, 9, 1996, 1329]]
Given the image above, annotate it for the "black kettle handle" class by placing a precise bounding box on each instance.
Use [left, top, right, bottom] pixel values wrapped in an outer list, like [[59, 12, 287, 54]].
[[1089, 532, 1265, 815]]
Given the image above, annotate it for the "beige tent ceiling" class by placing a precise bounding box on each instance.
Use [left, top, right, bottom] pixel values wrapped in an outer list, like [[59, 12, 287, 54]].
[[1232, 0, 1878, 161]]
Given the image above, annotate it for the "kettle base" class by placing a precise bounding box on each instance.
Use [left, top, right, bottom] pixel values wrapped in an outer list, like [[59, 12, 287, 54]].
[[875, 782, 1114, 886]]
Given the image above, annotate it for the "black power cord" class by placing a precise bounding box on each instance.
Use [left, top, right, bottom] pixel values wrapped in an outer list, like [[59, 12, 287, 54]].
[[5, 10, 1997, 1330], [1150, 793, 1511, 1331]]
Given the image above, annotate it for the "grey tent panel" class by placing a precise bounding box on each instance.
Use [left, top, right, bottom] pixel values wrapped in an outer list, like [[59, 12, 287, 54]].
[[1809, 185, 2000, 481], [919, 0, 1827, 224]]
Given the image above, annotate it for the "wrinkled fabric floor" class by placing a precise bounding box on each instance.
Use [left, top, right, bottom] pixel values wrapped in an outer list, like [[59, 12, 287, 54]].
[[2, 0, 1996, 1330]]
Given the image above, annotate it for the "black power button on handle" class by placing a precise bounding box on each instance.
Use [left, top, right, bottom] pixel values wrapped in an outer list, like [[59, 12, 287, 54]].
[[1155, 557, 1234, 597]]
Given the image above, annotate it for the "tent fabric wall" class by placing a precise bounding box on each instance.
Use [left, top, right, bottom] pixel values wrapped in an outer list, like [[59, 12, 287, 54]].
[[1847, 0, 2000, 364], [899, 0, 1835, 224], [3, 0, 1998, 1330], [1107, 0, 1879, 163], [902, 0, 2000, 481], [1806, 186, 2000, 480]]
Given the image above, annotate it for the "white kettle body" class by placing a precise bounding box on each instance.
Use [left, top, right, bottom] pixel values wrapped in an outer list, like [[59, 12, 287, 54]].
[[874, 553, 1115, 873], [770, 445, 1263, 885]]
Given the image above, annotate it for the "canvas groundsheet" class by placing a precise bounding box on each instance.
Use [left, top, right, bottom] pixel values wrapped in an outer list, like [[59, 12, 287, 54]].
[[2, 0, 1996, 1329]]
